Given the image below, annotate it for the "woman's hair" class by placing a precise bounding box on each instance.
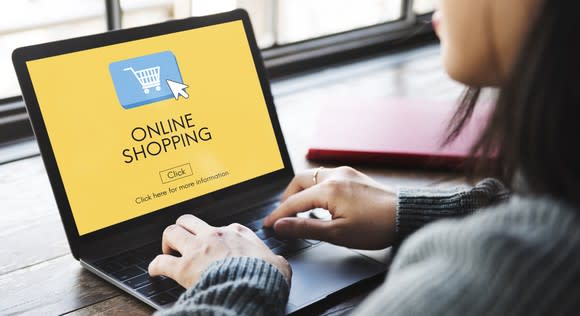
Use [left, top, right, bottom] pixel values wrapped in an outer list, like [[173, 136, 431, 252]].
[[446, 1, 580, 205]]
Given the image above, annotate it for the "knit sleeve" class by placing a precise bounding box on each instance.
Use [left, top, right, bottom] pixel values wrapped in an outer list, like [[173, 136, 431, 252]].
[[395, 178, 509, 244], [353, 197, 580, 315], [156, 257, 289, 316]]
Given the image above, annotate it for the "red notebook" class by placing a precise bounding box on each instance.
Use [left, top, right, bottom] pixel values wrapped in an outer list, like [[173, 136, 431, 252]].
[[306, 98, 490, 169]]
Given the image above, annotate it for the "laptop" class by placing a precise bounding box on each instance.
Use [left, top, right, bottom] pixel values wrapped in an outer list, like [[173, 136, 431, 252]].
[[12, 9, 387, 314]]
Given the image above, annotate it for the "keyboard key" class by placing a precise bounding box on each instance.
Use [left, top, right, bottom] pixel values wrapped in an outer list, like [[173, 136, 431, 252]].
[[131, 242, 154, 252], [112, 266, 145, 281], [150, 292, 176, 306], [167, 286, 186, 298], [255, 228, 275, 240], [96, 260, 124, 273], [134, 251, 156, 262], [133, 249, 158, 262], [124, 273, 153, 289], [137, 278, 177, 297], [272, 246, 289, 255], [116, 255, 141, 267], [137, 283, 163, 298], [246, 219, 264, 231], [263, 238, 283, 249], [139, 242, 160, 252], [137, 261, 151, 270]]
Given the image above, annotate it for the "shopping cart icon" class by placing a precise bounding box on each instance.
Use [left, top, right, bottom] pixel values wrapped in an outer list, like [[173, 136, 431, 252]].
[[123, 66, 161, 94], [109, 51, 187, 109]]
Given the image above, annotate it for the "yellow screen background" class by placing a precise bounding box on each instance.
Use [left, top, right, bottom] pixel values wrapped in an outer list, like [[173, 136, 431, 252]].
[[27, 21, 284, 235]]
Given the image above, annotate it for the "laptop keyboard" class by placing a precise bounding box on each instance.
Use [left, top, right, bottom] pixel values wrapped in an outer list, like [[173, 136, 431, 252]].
[[93, 201, 320, 306], [94, 242, 181, 306]]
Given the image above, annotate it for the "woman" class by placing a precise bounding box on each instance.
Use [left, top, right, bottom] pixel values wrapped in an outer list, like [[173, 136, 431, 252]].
[[149, 0, 580, 314]]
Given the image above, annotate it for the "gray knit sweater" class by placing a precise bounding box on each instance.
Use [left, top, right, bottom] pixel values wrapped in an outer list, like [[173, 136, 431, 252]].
[[158, 179, 580, 315]]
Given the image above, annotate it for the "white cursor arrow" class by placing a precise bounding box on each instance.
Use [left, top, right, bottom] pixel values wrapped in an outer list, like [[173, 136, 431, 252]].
[[166, 79, 189, 100]]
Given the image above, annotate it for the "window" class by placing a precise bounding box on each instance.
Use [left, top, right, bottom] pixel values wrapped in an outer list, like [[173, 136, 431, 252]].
[[119, 0, 408, 48], [276, 0, 403, 44], [414, 0, 436, 15], [0, 0, 435, 148], [1, 0, 435, 100], [0, 0, 106, 100]]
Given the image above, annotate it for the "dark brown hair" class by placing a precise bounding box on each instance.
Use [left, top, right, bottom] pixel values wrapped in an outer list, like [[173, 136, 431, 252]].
[[446, 1, 580, 205]]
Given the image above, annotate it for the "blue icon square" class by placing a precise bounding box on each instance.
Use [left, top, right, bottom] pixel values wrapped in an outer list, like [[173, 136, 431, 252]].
[[109, 51, 184, 109]]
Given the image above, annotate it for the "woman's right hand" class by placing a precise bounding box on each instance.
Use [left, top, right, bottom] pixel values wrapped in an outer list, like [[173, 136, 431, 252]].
[[263, 166, 397, 250]]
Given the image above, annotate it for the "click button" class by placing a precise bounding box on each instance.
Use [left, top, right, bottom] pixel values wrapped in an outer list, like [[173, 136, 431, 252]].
[[160, 163, 193, 184]]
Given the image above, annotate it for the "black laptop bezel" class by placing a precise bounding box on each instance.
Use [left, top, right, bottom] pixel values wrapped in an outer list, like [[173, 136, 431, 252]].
[[12, 9, 294, 259]]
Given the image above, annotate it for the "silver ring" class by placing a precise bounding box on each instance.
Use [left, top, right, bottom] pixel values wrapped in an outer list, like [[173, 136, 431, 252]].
[[312, 166, 324, 185]]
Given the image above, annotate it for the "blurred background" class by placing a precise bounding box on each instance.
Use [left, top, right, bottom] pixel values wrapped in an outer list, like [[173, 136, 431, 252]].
[[0, 0, 435, 100]]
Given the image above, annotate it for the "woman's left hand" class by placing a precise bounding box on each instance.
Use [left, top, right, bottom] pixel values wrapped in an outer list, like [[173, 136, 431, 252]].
[[148, 214, 292, 288]]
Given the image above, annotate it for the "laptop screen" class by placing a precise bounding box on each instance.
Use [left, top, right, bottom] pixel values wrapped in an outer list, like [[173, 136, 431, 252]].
[[25, 20, 285, 236]]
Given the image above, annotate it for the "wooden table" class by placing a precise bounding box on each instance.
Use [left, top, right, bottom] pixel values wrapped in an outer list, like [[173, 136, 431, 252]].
[[0, 44, 465, 316]]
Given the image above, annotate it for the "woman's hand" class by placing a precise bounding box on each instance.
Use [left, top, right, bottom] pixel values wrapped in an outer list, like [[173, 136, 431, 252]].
[[148, 214, 292, 288], [263, 166, 397, 250]]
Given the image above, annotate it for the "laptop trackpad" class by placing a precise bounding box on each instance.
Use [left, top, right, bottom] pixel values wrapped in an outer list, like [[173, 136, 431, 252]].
[[286, 243, 387, 312]]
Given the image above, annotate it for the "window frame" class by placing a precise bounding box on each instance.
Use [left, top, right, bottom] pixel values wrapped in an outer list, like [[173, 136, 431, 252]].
[[0, 0, 436, 148]]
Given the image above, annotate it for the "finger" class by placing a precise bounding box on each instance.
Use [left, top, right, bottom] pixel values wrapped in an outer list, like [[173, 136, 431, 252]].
[[176, 214, 211, 235], [280, 172, 310, 202], [264, 185, 328, 227], [162, 224, 196, 255], [273, 217, 342, 241], [148, 254, 181, 279], [281, 168, 331, 201]]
